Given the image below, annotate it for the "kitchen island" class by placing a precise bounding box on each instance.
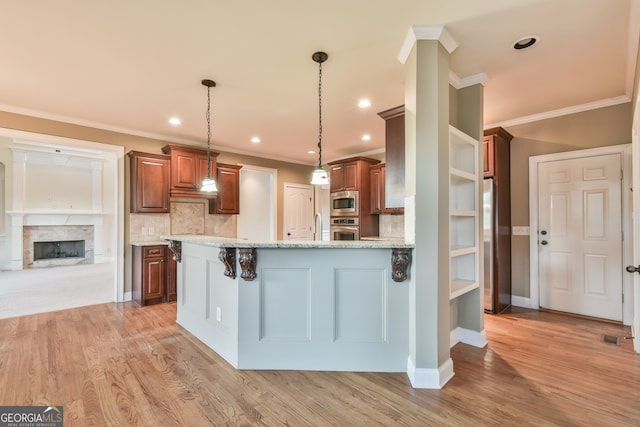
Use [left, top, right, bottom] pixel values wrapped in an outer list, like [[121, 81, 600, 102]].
[[162, 235, 414, 372]]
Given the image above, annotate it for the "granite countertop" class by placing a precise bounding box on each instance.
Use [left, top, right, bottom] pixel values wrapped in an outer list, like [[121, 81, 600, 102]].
[[161, 235, 414, 249], [130, 240, 170, 247]]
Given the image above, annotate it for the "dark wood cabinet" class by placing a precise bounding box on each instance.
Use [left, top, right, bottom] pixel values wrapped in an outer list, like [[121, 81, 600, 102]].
[[165, 251, 177, 303], [329, 160, 359, 191], [483, 126, 513, 313], [370, 163, 385, 215], [127, 151, 171, 213], [378, 106, 405, 212], [209, 163, 242, 215], [328, 157, 379, 194], [328, 156, 380, 237], [132, 245, 166, 306], [162, 144, 219, 198]]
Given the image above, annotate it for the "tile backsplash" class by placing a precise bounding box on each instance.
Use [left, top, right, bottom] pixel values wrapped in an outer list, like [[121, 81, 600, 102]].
[[379, 214, 404, 239], [129, 198, 237, 243]]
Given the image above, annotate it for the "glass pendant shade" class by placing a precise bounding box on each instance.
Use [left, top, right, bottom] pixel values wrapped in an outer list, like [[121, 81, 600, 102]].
[[200, 176, 218, 192], [311, 167, 329, 185]]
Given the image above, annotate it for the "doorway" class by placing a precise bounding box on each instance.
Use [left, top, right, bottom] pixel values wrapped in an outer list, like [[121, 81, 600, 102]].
[[529, 145, 632, 324], [237, 165, 277, 241], [283, 182, 313, 240]]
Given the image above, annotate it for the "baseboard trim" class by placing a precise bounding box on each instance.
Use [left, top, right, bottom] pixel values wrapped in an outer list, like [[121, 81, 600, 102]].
[[406, 357, 455, 389], [511, 295, 537, 309], [450, 327, 487, 348]]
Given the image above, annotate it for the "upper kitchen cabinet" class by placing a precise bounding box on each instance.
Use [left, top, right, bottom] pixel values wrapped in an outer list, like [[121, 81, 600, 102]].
[[209, 163, 242, 215], [328, 157, 380, 192], [483, 127, 512, 179], [162, 144, 219, 198], [369, 163, 385, 215], [127, 151, 171, 213], [378, 106, 405, 212]]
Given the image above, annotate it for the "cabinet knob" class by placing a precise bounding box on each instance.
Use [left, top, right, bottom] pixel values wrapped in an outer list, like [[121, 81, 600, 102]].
[[540, 240, 548, 245]]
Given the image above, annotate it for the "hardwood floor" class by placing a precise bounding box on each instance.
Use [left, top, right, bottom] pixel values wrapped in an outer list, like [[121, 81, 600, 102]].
[[0, 303, 638, 426]]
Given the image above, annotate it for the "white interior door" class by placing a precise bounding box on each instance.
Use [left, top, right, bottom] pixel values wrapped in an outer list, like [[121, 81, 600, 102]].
[[538, 154, 622, 321], [283, 183, 313, 240], [631, 98, 640, 353], [237, 166, 276, 241]]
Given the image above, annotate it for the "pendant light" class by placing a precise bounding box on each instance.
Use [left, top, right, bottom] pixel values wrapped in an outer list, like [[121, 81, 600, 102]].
[[200, 79, 218, 192], [310, 51, 329, 185]]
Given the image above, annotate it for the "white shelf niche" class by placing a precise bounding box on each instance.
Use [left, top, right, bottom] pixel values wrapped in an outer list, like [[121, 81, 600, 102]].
[[449, 126, 479, 300]]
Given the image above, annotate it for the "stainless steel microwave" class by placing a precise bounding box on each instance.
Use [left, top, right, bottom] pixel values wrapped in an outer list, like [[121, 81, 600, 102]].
[[330, 190, 359, 217]]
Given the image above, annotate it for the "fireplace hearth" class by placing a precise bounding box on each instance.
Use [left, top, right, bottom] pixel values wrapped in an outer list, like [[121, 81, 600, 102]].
[[34, 240, 85, 261]]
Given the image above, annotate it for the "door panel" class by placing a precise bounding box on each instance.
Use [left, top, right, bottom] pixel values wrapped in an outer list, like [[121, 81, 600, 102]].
[[284, 183, 313, 240], [538, 154, 622, 321]]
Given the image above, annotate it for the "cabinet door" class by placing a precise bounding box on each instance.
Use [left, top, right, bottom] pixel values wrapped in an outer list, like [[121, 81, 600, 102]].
[[330, 164, 345, 192], [483, 135, 495, 177], [198, 153, 215, 182], [165, 250, 177, 303], [213, 164, 241, 214], [370, 165, 385, 214], [129, 153, 170, 213], [143, 257, 165, 301], [173, 152, 199, 189], [381, 109, 405, 210], [342, 162, 359, 190]]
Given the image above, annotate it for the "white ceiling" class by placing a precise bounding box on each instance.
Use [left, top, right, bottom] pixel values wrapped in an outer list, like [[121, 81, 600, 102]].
[[0, 0, 638, 165]]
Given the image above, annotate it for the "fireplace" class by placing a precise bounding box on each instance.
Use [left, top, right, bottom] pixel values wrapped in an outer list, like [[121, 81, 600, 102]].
[[23, 225, 94, 269], [34, 240, 85, 261]]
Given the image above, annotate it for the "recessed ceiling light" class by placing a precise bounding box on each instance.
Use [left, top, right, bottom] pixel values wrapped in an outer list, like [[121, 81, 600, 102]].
[[308, 150, 316, 155], [362, 134, 371, 141], [168, 117, 181, 125], [358, 99, 372, 108], [251, 137, 261, 143], [513, 35, 539, 50]]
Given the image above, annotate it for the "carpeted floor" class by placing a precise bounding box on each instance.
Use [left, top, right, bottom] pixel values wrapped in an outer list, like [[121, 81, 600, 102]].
[[0, 262, 114, 319]]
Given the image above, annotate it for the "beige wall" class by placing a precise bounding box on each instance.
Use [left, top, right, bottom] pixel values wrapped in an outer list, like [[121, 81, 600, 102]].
[[505, 102, 633, 298], [0, 111, 313, 292]]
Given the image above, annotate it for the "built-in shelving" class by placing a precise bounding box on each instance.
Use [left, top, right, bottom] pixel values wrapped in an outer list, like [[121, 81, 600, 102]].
[[449, 126, 480, 300]]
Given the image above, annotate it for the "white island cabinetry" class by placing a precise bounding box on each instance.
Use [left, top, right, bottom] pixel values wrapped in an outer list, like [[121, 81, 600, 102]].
[[163, 236, 413, 372]]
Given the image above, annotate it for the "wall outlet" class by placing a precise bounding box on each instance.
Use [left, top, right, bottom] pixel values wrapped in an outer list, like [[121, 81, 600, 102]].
[[141, 227, 148, 235], [512, 226, 530, 236], [149, 227, 155, 236], [216, 306, 222, 322]]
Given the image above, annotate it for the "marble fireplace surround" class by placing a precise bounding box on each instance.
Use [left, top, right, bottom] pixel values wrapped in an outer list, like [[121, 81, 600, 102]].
[[8, 211, 105, 270], [23, 224, 95, 269]]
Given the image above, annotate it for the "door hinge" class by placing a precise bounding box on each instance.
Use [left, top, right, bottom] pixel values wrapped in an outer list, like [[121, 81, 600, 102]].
[[622, 293, 624, 303]]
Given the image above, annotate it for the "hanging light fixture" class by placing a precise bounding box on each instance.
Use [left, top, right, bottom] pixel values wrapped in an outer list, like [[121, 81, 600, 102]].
[[310, 51, 329, 185], [200, 78, 218, 192]]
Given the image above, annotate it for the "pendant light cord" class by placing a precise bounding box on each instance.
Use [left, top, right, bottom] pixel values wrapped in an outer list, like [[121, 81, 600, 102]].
[[206, 84, 212, 179], [317, 59, 323, 169]]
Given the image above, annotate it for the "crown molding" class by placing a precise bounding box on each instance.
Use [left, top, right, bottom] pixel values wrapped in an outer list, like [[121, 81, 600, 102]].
[[485, 95, 631, 129], [449, 71, 487, 89], [398, 25, 459, 64]]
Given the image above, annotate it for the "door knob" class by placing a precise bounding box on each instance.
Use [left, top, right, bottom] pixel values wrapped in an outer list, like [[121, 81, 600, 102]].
[[626, 265, 640, 274], [540, 240, 548, 245]]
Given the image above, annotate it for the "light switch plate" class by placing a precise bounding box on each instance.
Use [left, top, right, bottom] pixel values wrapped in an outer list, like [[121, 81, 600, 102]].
[[512, 226, 530, 236]]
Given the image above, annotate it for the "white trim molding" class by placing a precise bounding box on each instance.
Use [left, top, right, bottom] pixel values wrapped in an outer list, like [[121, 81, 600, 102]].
[[407, 357, 455, 389], [450, 327, 488, 349], [398, 25, 458, 64]]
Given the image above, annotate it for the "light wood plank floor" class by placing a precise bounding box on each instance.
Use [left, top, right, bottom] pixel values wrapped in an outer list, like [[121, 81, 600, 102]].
[[0, 303, 638, 426]]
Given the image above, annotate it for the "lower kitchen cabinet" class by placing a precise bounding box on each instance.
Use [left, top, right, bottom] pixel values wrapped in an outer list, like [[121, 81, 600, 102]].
[[132, 244, 176, 306]]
